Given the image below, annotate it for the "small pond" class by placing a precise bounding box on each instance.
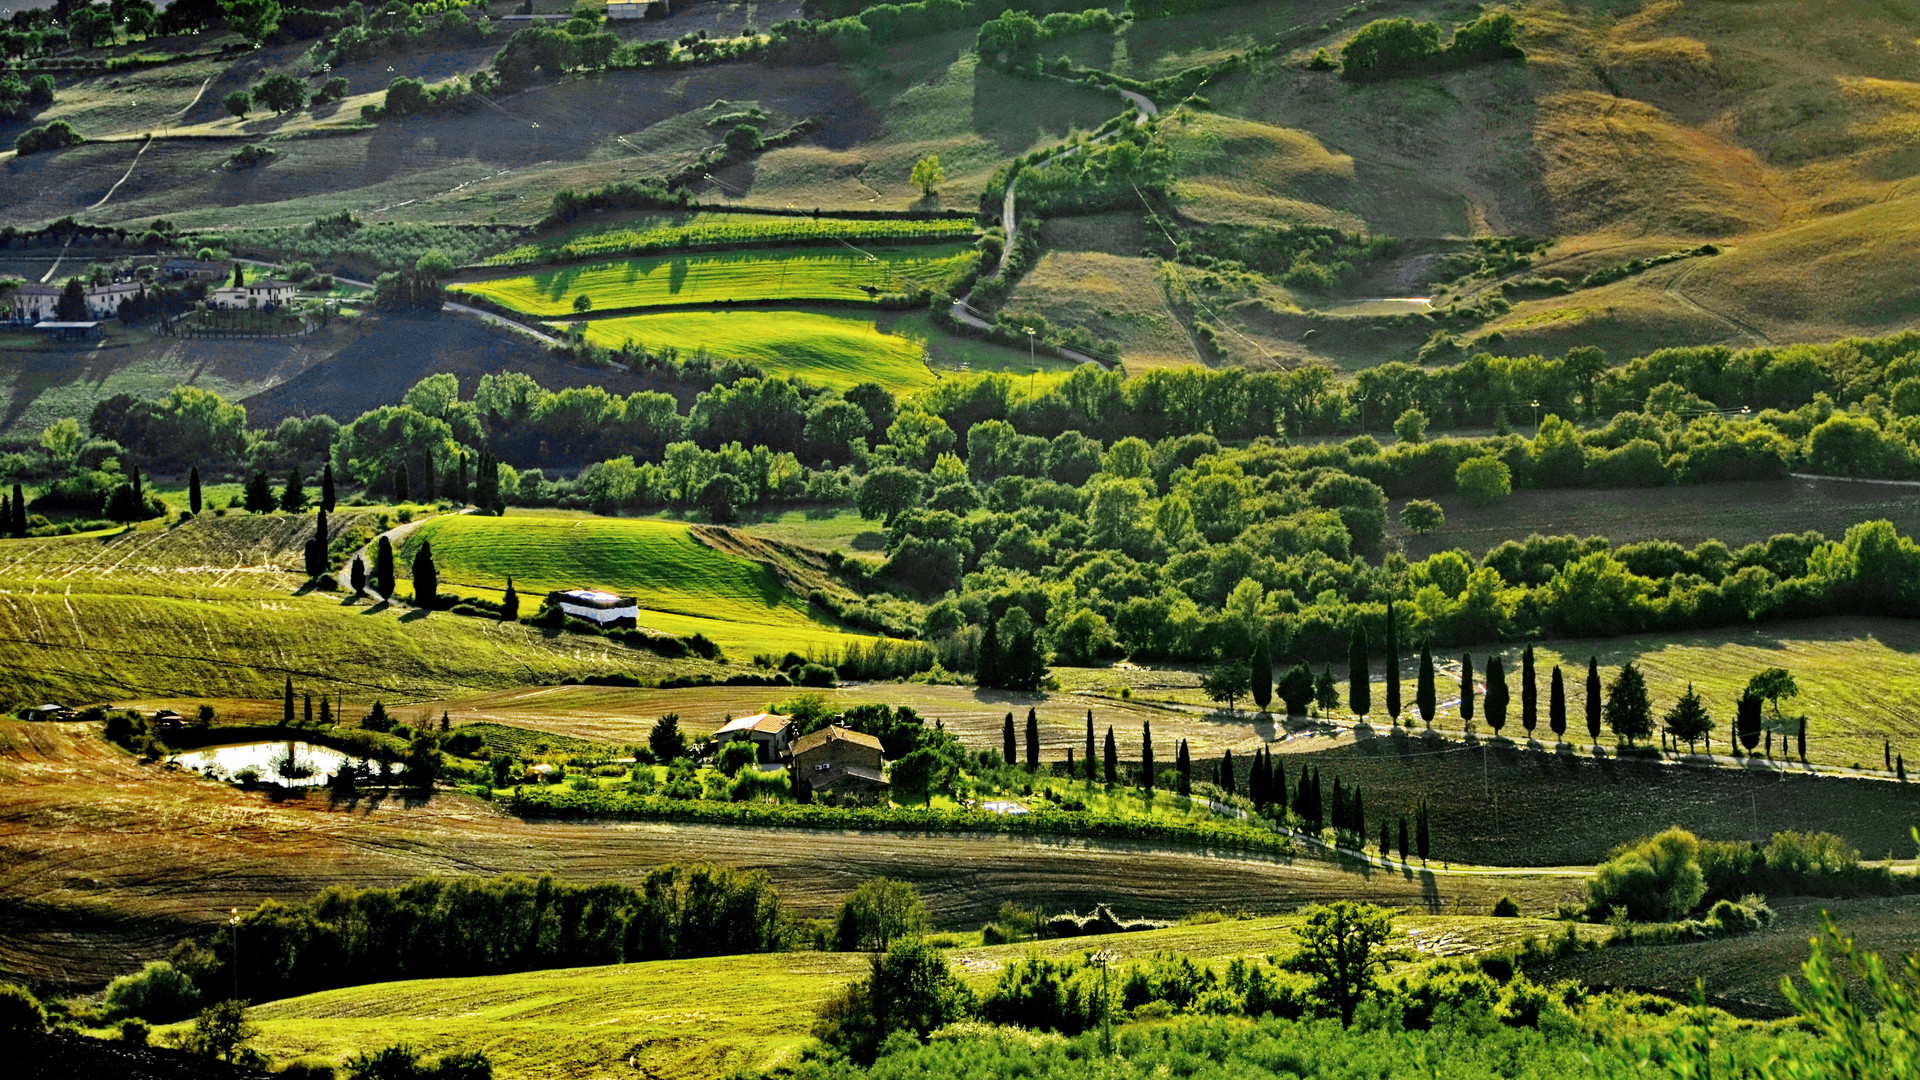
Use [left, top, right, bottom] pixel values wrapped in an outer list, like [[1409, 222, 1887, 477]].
[[171, 741, 397, 787]]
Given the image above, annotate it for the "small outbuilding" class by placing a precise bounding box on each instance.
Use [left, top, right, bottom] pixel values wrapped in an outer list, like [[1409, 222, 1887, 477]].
[[33, 320, 102, 342], [548, 589, 641, 627], [790, 725, 888, 805], [711, 711, 796, 763], [606, 0, 669, 18]]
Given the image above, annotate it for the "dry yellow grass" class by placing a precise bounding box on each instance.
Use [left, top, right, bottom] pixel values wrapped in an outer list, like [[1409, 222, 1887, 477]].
[[1159, 110, 1367, 232], [1003, 252, 1199, 371]]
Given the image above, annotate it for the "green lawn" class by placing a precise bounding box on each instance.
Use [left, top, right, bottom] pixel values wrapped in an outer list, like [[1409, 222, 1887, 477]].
[[571, 308, 937, 394], [453, 244, 976, 316], [403, 514, 877, 654]]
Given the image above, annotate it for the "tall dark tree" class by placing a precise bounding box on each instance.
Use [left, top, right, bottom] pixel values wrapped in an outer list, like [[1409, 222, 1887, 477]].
[[281, 468, 306, 513], [1, 495, 10, 536], [1380, 819, 1391, 858], [1520, 644, 1537, 736], [1278, 661, 1314, 716], [244, 471, 276, 513], [977, 618, 1001, 690], [1416, 802, 1430, 860], [1585, 657, 1603, 743], [1220, 749, 1235, 796], [1737, 692, 1762, 753], [1250, 747, 1268, 808], [319, 696, 332, 727], [501, 575, 520, 621], [1384, 598, 1401, 724], [283, 676, 294, 726], [1175, 739, 1190, 796], [1024, 707, 1039, 769], [1459, 653, 1475, 726], [1417, 643, 1435, 726], [1251, 636, 1273, 712], [1798, 717, 1808, 762], [411, 539, 439, 609], [374, 536, 396, 599], [1352, 786, 1363, 840], [394, 462, 410, 503], [320, 462, 336, 513], [1141, 720, 1154, 790], [1347, 624, 1371, 717], [303, 508, 329, 579], [350, 554, 367, 596], [421, 455, 437, 502], [130, 464, 143, 508], [1484, 655, 1508, 735], [304, 693, 313, 728], [1398, 817, 1410, 860], [10, 482, 23, 536], [1103, 725, 1116, 784], [1084, 710, 1095, 782], [456, 454, 469, 503], [188, 465, 202, 515], [1271, 751, 1286, 809], [1002, 712, 1016, 765], [1549, 666, 1567, 739]]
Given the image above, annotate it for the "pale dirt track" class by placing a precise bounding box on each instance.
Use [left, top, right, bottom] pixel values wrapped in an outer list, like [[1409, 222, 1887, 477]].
[[0, 720, 1579, 992]]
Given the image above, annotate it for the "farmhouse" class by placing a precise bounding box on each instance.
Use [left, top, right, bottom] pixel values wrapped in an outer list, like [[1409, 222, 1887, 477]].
[[605, 0, 669, 18], [161, 258, 230, 281], [10, 281, 143, 322], [211, 278, 297, 311], [548, 588, 641, 627], [790, 725, 888, 804], [711, 712, 795, 763]]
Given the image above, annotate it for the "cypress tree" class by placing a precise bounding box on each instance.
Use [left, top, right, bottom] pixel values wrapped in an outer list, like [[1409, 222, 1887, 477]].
[[11, 483, 25, 536], [1085, 710, 1096, 781], [1352, 786, 1363, 840], [350, 554, 367, 596], [1485, 655, 1508, 734], [1249, 747, 1267, 808], [321, 462, 336, 513], [1271, 752, 1286, 809], [1348, 624, 1371, 717], [395, 463, 410, 503], [1549, 666, 1567, 738], [1520, 645, 1537, 736], [422, 455, 437, 502], [978, 618, 1001, 689], [1417, 643, 1435, 726], [304, 693, 313, 728], [1025, 707, 1039, 769], [1384, 598, 1401, 724], [1141, 720, 1154, 790], [374, 536, 396, 599], [1585, 657, 1602, 743], [1066, 748, 1073, 775], [1380, 818, 1390, 857], [1416, 803, 1430, 860], [1221, 749, 1235, 796], [1887, 739, 1893, 771], [1331, 776, 1345, 830], [412, 540, 438, 608], [0, 494, 8, 535], [319, 696, 332, 727], [1398, 816, 1410, 859], [130, 464, 143, 508], [1002, 712, 1016, 765], [1251, 636, 1273, 712], [1798, 717, 1808, 762], [1459, 653, 1475, 726], [189, 466, 202, 515], [1103, 726, 1116, 784], [283, 676, 294, 726], [1176, 739, 1190, 796], [456, 454, 469, 503]]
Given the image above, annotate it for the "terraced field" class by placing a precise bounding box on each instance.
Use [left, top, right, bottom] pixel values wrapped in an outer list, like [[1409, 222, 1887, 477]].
[[573, 309, 937, 394], [216, 913, 1587, 1080], [452, 244, 976, 317], [481, 213, 976, 267], [400, 513, 874, 654]]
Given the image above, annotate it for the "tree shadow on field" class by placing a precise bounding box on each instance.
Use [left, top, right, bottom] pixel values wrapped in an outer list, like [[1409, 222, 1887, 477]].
[[361, 599, 392, 616], [398, 608, 429, 623]]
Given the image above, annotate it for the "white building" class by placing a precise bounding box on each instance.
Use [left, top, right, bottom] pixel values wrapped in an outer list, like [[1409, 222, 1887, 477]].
[[211, 278, 297, 310], [606, 0, 668, 18], [10, 281, 144, 322], [549, 589, 641, 627]]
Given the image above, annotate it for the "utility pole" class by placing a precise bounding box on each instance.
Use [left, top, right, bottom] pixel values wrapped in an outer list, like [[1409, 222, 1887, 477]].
[[229, 907, 241, 1000], [1093, 949, 1117, 1055]]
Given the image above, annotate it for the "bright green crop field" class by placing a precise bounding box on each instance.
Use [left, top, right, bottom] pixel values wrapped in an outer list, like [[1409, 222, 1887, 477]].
[[482, 214, 976, 267], [403, 514, 873, 654], [453, 243, 977, 317], [572, 309, 937, 393]]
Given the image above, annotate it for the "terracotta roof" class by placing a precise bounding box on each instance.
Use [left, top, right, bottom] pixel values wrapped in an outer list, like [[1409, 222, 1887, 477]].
[[810, 763, 889, 788], [714, 712, 792, 737], [791, 725, 883, 757]]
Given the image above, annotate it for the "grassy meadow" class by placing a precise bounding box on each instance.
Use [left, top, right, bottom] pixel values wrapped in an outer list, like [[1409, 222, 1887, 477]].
[[400, 513, 876, 654], [453, 244, 976, 317], [573, 308, 936, 394]]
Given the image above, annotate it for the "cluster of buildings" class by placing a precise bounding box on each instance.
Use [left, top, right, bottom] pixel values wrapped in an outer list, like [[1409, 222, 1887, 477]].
[[5, 259, 300, 336], [712, 711, 890, 804]]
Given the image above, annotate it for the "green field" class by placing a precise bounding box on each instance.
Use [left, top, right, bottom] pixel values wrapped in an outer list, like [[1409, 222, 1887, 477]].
[[402, 513, 875, 654], [453, 244, 976, 317], [208, 913, 1585, 1080], [482, 213, 977, 267], [573, 308, 937, 393]]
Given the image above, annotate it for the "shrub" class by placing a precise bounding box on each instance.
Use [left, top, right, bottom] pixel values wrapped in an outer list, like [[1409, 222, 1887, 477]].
[[103, 960, 202, 1022], [0, 982, 46, 1031], [1587, 828, 1706, 922], [1456, 455, 1512, 505], [14, 119, 81, 155], [1400, 498, 1445, 535], [119, 1017, 150, 1044], [1490, 896, 1520, 918], [835, 877, 929, 951]]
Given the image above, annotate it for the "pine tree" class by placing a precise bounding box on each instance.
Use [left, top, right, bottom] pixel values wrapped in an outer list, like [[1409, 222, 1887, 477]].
[[321, 462, 336, 513], [374, 536, 396, 599], [1485, 655, 1508, 734], [501, 576, 520, 621], [1221, 749, 1236, 796], [1416, 803, 1430, 860], [1384, 598, 1401, 724], [281, 468, 306, 513], [1520, 644, 1537, 736], [1002, 712, 1016, 765], [189, 465, 202, 515], [1586, 657, 1603, 743], [1251, 636, 1273, 712], [1025, 707, 1039, 769], [1176, 739, 1190, 796], [1398, 816, 1410, 860], [1459, 653, 1475, 726], [1604, 661, 1654, 746], [1103, 726, 1116, 784], [411, 540, 438, 608], [1663, 683, 1713, 753], [1417, 642, 1435, 726], [244, 471, 275, 513], [1549, 666, 1567, 739], [1084, 710, 1095, 781], [283, 676, 294, 726], [1141, 720, 1154, 790], [1348, 624, 1371, 717]]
